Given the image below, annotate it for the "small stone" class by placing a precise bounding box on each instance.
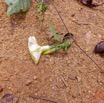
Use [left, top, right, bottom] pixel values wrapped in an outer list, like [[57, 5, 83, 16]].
[[25, 80, 32, 86], [72, 92, 79, 98], [76, 76, 81, 82], [68, 73, 77, 80], [52, 85, 58, 91], [8, 87, 11, 90], [33, 76, 37, 80]]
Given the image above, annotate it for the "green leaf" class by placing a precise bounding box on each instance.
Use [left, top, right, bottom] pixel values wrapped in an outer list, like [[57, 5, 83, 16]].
[[63, 42, 71, 51], [36, 2, 47, 23], [59, 41, 71, 51], [5, 0, 31, 16], [36, 2, 47, 14], [5, 0, 15, 5], [49, 22, 61, 42]]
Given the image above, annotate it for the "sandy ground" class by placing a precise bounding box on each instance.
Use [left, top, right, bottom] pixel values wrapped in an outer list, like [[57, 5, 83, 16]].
[[0, 0, 104, 103]]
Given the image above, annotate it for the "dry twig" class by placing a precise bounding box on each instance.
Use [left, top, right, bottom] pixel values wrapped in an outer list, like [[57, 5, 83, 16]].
[[29, 95, 64, 103]]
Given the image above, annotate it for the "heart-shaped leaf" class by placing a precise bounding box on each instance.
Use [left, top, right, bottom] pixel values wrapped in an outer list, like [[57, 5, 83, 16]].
[[5, 0, 31, 16]]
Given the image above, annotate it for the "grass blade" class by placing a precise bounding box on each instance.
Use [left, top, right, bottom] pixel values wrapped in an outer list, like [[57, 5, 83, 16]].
[[49, 22, 61, 42]]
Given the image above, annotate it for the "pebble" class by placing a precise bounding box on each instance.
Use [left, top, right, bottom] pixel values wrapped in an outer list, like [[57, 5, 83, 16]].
[[52, 85, 58, 91], [68, 73, 77, 80], [33, 76, 37, 80], [76, 76, 81, 82], [25, 80, 32, 86], [72, 92, 80, 98]]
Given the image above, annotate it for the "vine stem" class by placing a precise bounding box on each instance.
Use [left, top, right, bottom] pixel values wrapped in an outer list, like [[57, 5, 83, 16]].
[[51, 0, 103, 73]]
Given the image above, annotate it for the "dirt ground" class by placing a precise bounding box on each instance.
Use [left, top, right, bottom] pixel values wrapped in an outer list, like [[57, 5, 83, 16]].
[[0, 0, 104, 103]]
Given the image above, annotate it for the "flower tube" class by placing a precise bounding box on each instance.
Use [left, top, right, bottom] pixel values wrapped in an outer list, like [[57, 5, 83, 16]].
[[28, 36, 51, 64]]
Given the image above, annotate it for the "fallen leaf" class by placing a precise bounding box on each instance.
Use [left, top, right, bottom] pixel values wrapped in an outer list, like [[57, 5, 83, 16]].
[[0, 94, 18, 103], [83, 31, 92, 45], [80, 0, 104, 7]]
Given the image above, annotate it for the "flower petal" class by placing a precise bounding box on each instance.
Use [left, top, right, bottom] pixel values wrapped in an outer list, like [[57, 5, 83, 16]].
[[30, 50, 42, 64], [28, 36, 40, 51], [28, 36, 52, 64], [28, 36, 41, 64]]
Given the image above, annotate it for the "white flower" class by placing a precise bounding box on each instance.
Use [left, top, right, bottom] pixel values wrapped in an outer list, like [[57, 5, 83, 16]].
[[28, 36, 51, 64]]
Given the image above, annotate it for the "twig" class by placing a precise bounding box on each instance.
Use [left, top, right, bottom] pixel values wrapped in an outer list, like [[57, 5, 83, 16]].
[[51, 0, 103, 73], [29, 95, 64, 103], [59, 74, 68, 88], [71, 19, 89, 25]]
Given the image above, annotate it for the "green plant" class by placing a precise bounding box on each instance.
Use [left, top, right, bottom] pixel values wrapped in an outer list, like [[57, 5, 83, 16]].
[[43, 41, 71, 54], [49, 22, 61, 42], [43, 22, 71, 54], [36, 1, 47, 25]]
